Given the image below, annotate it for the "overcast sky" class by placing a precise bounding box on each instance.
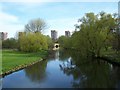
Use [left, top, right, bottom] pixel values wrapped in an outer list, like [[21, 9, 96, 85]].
[[0, 0, 119, 38]]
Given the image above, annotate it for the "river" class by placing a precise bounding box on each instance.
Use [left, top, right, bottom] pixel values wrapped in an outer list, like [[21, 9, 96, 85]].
[[1, 49, 120, 88]]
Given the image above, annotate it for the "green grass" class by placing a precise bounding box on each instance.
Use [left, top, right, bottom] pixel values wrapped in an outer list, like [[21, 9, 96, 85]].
[[101, 49, 120, 63], [2, 49, 48, 74]]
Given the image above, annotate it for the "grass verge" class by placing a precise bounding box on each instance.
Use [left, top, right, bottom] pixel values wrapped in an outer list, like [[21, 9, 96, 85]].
[[101, 49, 120, 63], [2, 49, 48, 74]]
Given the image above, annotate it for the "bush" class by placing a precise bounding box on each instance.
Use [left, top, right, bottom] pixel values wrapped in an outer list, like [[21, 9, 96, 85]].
[[19, 32, 48, 52], [2, 38, 18, 49]]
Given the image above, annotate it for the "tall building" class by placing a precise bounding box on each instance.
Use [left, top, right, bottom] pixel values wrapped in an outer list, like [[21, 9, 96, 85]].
[[18, 32, 26, 37], [51, 30, 57, 41], [119, 1, 120, 18], [0, 32, 8, 40], [65, 31, 71, 37], [118, 1, 120, 32]]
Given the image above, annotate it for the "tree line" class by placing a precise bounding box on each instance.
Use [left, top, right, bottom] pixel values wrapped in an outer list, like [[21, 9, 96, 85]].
[[58, 12, 120, 57], [2, 18, 53, 52]]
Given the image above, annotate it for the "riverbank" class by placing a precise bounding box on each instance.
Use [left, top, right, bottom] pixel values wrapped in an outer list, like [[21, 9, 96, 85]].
[[1, 49, 48, 77], [61, 47, 120, 65]]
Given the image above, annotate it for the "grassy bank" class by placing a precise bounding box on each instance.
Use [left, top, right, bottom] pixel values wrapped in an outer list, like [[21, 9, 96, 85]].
[[2, 49, 48, 74], [101, 49, 120, 63]]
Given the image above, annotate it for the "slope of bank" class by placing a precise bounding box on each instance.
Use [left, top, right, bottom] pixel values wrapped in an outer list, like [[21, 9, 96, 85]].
[[1, 49, 48, 77]]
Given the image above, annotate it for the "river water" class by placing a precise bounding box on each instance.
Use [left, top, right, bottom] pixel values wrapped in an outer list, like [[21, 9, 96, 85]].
[[2, 50, 120, 88]]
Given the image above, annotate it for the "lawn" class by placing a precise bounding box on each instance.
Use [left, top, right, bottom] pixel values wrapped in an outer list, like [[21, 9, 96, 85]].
[[101, 48, 120, 63], [2, 49, 48, 74]]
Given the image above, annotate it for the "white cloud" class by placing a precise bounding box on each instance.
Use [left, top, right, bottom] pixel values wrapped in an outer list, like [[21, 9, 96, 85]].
[[0, 4, 24, 38], [0, 12, 19, 24], [0, 2, 118, 38]]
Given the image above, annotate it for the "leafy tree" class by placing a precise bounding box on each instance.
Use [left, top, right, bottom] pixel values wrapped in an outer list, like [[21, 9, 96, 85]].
[[111, 13, 120, 52], [24, 18, 47, 33], [0, 40, 2, 49], [71, 12, 116, 57], [2, 38, 18, 49], [19, 18, 51, 52], [19, 32, 48, 52], [58, 35, 71, 48], [45, 35, 54, 49]]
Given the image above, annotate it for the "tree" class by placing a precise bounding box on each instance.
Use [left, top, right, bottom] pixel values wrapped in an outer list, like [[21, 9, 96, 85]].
[[45, 35, 54, 49], [2, 38, 18, 49], [19, 32, 48, 52], [58, 35, 71, 48], [24, 18, 47, 33], [111, 13, 120, 52], [71, 12, 116, 57]]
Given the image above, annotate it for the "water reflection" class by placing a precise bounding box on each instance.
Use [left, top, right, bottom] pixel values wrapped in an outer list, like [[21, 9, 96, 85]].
[[2, 49, 120, 88], [48, 50, 59, 60], [0, 78, 2, 89], [59, 49, 120, 88], [24, 60, 47, 83]]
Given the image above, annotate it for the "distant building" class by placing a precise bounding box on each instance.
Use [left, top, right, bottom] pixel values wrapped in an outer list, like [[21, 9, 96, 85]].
[[51, 30, 58, 41], [0, 32, 8, 40], [119, 1, 120, 18], [18, 32, 26, 38], [65, 31, 71, 37]]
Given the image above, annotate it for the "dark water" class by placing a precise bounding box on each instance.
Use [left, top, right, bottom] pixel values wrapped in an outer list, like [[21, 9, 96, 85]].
[[2, 50, 120, 88]]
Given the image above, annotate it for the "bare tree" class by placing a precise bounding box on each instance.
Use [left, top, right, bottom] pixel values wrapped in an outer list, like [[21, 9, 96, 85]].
[[24, 18, 47, 33]]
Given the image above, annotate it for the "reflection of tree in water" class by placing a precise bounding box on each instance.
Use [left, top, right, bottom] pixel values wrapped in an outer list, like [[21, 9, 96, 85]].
[[110, 66, 120, 88], [75, 61, 111, 88], [24, 60, 47, 83], [48, 50, 59, 60], [59, 49, 71, 61], [59, 49, 120, 88]]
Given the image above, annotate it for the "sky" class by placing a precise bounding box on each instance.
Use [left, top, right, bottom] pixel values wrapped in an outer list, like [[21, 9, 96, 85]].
[[0, 0, 119, 38]]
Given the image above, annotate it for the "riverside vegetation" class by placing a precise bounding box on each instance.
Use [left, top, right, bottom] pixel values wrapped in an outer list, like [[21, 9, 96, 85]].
[[58, 12, 120, 63], [2, 12, 120, 76], [2, 50, 48, 74], [1, 18, 53, 75]]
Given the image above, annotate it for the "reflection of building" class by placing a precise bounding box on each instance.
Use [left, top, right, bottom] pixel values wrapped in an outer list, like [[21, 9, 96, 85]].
[[0, 32, 8, 40], [51, 30, 57, 41], [65, 31, 71, 37]]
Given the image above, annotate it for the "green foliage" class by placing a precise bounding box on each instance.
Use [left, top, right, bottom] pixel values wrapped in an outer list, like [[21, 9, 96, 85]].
[[111, 14, 120, 52], [44, 35, 54, 49], [59, 12, 116, 57], [112, 33, 120, 52], [71, 12, 116, 57], [58, 35, 71, 48], [19, 32, 48, 52], [2, 38, 18, 49]]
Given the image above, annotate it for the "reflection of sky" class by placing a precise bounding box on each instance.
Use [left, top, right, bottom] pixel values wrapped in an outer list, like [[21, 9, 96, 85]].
[[0, 78, 2, 89], [41, 60, 74, 88], [2, 70, 37, 88], [55, 50, 59, 60], [2, 58, 74, 88], [2, 50, 120, 88]]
